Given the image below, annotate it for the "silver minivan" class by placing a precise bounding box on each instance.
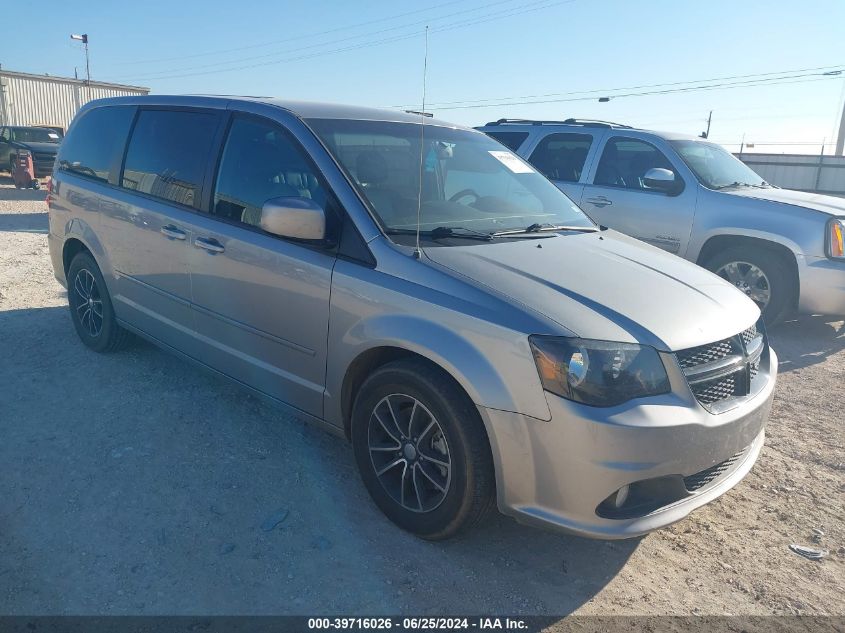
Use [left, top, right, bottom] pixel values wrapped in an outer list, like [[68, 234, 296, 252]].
[[48, 96, 777, 540]]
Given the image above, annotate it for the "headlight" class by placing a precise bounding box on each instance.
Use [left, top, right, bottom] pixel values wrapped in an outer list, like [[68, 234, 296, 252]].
[[827, 219, 844, 259], [529, 336, 670, 407]]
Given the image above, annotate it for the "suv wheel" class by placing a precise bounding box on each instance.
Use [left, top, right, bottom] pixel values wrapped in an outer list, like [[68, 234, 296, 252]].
[[67, 252, 130, 352], [705, 246, 794, 324], [351, 359, 495, 540]]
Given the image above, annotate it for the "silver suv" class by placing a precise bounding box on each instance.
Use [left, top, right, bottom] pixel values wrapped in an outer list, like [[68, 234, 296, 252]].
[[478, 118, 845, 322], [48, 96, 776, 540]]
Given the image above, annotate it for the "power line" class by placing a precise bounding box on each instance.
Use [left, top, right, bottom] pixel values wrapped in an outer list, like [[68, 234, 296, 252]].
[[111, 0, 572, 83], [393, 64, 845, 109], [116, 0, 471, 66], [425, 73, 843, 110]]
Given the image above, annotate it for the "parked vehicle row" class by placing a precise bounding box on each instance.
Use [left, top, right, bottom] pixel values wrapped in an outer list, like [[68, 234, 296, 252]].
[[477, 118, 845, 323], [49, 96, 776, 540]]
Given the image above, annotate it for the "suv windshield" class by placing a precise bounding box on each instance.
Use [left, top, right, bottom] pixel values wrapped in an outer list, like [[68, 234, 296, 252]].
[[670, 140, 766, 189], [12, 127, 61, 144], [307, 119, 593, 240]]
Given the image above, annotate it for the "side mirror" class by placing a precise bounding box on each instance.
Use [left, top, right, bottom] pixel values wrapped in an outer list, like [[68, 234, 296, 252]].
[[260, 196, 326, 241], [643, 168, 681, 195]]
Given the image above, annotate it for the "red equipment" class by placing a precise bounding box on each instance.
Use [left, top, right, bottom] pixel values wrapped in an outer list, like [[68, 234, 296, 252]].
[[12, 149, 40, 190]]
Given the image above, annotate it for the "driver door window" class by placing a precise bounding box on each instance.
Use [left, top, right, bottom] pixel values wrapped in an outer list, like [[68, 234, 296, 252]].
[[593, 137, 677, 190], [213, 117, 328, 228]]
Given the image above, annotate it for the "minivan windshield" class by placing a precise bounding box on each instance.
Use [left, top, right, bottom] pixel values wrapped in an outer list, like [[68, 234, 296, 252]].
[[307, 119, 594, 240], [670, 140, 767, 190], [11, 127, 61, 144]]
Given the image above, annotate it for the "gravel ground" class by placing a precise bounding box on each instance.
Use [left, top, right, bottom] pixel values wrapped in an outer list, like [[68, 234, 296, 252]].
[[0, 176, 842, 618]]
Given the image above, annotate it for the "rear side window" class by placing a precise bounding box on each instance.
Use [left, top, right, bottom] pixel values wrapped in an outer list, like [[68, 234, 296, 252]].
[[529, 133, 593, 182], [121, 110, 219, 208], [485, 131, 529, 152], [57, 107, 134, 183]]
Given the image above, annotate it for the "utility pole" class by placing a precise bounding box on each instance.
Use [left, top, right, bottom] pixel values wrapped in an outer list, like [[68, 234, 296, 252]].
[[700, 110, 712, 139], [836, 98, 845, 156], [70, 34, 90, 101]]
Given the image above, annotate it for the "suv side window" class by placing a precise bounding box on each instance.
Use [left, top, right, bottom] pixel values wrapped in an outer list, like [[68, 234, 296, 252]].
[[0, 128, 8, 142], [57, 107, 135, 183], [485, 131, 529, 152], [594, 137, 676, 190], [121, 109, 219, 208], [528, 133, 593, 182], [212, 116, 329, 228]]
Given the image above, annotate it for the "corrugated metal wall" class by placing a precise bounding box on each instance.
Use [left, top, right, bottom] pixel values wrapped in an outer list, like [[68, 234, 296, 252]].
[[0, 70, 148, 131], [737, 153, 845, 196]]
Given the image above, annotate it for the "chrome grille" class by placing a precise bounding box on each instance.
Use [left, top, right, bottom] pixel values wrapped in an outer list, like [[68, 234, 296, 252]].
[[684, 446, 748, 492], [692, 374, 738, 405], [676, 320, 766, 413], [676, 339, 733, 369]]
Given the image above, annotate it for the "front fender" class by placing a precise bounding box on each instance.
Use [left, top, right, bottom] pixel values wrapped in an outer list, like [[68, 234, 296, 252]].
[[324, 264, 552, 428]]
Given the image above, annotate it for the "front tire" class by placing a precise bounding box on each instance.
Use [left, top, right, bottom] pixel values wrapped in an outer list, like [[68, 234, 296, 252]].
[[351, 359, 495, 540], [705, 246, 794, 324], [67, 252, 130, 352]]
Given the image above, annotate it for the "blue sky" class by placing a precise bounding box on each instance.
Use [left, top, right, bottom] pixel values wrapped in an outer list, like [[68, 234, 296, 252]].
[[4, 0, 844, 153]]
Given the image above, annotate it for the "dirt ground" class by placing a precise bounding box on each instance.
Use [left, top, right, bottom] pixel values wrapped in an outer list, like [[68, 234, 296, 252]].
[[0, 176, 842, 618]]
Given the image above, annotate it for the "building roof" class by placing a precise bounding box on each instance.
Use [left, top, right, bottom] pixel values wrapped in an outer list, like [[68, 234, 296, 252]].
[[0, 68, 149, 93]]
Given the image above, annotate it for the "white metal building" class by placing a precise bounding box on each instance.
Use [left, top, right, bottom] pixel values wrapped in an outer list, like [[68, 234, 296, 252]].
[[0, 68, 149, 132], [737, 152, 845, 197]]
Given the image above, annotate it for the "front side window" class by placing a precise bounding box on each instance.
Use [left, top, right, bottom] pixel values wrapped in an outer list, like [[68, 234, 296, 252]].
[[58, 107, 134, 183], [307, 119, 592, 240], [213, 117, 328, 227], [121, 109, 219, 208], [529, 133, 593, 183], [0, 128, 9, 142], [594, 137, 677, 190], [671, 140, 767, 189]]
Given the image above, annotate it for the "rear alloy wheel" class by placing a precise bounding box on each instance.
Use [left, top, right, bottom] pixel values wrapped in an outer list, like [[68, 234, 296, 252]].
[[705, 246, 794, 324], [67, 252, 131, 352], [351, 359, 495, 540]]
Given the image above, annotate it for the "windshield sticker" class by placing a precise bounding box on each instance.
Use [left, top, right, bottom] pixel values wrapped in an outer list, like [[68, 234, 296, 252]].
[[488, 150, 535, 173], [48, 133, 60, 139]]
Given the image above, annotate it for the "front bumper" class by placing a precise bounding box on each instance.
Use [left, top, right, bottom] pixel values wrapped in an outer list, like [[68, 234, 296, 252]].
[[798, 255, 845, 315], [480, 348, 777, 539]]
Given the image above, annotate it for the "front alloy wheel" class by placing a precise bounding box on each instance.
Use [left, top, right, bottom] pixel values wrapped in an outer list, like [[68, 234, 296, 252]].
[[713, 260, 771, 311], [368, 394, 452, 513]]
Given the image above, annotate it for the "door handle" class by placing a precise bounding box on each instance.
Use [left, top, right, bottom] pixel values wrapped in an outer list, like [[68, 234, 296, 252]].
[[585, 196, 613, 208], [160, 225, 186, 240], [194, 237, 225, 254]]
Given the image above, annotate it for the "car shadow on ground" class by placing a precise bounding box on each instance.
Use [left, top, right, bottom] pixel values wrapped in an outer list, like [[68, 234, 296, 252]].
[[0, 211, 48, 233], [0, 305, 639, 616], [768, 314, 844, 373], [0, 174, 47, 202]]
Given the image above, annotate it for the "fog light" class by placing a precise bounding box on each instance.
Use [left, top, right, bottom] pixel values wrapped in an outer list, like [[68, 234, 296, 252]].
[[612, 485, 630, 508]]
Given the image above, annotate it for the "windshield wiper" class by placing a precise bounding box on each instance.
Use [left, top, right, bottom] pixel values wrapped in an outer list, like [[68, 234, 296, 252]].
[[385, 226, 494, 241], [713, 181, 767, 190], [493, 222, 598, 236]]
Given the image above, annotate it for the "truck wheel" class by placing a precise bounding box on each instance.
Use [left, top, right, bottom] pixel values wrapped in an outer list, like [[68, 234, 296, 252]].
[[67, 252, 131, 353], [351, 359, 495, 540], [705, 246, 794, 324]]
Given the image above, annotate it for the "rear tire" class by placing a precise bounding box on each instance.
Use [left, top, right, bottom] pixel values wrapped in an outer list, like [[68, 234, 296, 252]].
[[351, 359, 495, 540], [705, 246, 794, 324], [67, 252, 130, 352]]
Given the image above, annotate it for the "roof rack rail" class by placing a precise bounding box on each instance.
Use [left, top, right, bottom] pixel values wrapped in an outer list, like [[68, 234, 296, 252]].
[[484, 118, 632, 129]]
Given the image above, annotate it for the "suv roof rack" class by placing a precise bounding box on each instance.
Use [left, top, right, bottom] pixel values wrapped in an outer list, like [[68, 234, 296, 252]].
[[484, 118, 632, 129]]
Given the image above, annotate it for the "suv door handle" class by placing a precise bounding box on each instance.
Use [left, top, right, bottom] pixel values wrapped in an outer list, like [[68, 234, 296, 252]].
[[194, 237, 225, 254], [585, 196, 613, 207], [160, 225, 187, 240]]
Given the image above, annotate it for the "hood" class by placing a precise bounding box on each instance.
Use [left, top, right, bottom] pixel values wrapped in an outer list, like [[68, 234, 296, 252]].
[[722, 187, 845, 217], [10, 141, 59, 154], [424, 230, 759, 352]]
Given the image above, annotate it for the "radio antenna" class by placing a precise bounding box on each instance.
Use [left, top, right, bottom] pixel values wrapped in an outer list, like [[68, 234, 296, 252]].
[[413, 26, 429, 260]]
